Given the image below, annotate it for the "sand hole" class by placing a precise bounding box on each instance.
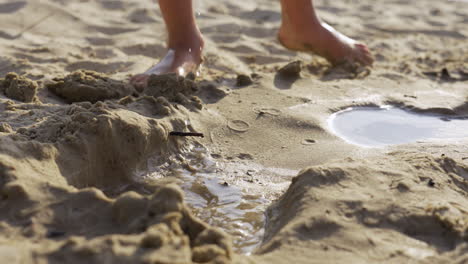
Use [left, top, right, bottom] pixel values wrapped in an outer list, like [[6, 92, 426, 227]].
[[139, 145, 294, 254], [176, 157, 266, 254], [328, 106, 468, 147]]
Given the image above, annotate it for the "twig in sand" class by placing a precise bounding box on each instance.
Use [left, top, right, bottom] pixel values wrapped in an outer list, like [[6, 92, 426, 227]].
[[169, 131, 204, 138]]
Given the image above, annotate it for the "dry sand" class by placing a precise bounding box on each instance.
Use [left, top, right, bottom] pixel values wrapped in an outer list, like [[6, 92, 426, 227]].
[[0, 0, 467, 263]]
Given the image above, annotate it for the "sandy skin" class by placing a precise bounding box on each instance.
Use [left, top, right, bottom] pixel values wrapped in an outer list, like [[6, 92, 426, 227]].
[[130, 0, 373, 89]]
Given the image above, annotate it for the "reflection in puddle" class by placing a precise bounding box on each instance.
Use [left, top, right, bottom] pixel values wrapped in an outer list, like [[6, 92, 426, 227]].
[[140, 145, 294, 254], [328, 106, 468, 147]]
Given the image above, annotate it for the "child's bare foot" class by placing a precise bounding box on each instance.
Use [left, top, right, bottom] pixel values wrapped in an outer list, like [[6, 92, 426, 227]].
[[130, 39, 204, 89], [131, 0, 204, 89], [278, 22, 373, 67]]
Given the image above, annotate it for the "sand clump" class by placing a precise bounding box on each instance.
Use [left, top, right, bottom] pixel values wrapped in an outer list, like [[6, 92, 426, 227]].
[[0, 72, 38, 103], [145, 73, 202, 109], [236, 74, 254, 87], [277, 61, 302, 78], [0, 123, 13, 133], [257, 153, 468, 264], [46, 70, 135, 103], [46, 185, 233, 264], [1, 176, 234, 263], [12, 99, 193, 188]]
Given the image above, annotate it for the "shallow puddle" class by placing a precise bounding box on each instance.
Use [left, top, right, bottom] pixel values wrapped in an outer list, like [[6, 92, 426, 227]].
[[139, 145, 294, 254], [328, 106, 468, 147]]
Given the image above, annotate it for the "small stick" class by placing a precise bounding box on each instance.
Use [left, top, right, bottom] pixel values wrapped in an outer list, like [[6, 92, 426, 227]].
[[169, 131, 204, 138]]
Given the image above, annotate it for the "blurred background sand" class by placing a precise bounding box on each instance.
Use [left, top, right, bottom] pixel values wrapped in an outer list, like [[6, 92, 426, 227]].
[[0, 0, 467, 263]]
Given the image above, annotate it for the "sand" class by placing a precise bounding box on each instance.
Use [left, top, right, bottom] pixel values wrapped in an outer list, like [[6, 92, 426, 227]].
[[46, 70, 136, 103], [0, 0, 467, 263], [1, 72, 38, 102]]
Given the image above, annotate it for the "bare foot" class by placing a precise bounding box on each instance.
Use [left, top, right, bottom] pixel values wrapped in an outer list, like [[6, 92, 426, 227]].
[[130, 40, 204, 89], [278, 22, 373, 66]]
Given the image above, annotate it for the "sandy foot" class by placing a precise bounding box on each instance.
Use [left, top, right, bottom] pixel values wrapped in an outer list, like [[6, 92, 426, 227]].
[[278, 22, 373, 66], [130, 46, 203, 90]]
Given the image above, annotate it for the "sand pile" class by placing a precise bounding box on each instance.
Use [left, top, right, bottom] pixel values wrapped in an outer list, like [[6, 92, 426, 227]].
[[46, 70, 135, 103], [146, 73, 201, 108], [257, 153, 468, 263], [0, 71, 239, 263], [0, 72, 38, 102], [1, 177, 234, 263]]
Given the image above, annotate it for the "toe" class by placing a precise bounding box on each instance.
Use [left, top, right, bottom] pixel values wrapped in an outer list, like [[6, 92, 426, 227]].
[[362, 51, 374, 66], [130, 74, 149, 90], [365, 54, 374, 66], [358, 51, 373, 66], [354, 55, 366, 66], [355, 43, 370, 52], [360, 54, 373, 66], [354, 44, 374, 66], [130, 74, 145, 82]]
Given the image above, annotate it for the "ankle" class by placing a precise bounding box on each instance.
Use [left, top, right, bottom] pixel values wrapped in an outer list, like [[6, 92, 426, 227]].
[[168, 29, 204, 52], [280, 19, 324, 39]]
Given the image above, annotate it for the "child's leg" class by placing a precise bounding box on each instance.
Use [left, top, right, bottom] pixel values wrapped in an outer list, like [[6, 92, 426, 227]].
[[278, 0, 373, 66], [131, 0, 204, 88]]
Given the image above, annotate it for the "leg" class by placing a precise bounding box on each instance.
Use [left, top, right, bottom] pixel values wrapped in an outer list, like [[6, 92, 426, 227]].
[[131, 0, 204, 89], [278, 0, 373, 66]]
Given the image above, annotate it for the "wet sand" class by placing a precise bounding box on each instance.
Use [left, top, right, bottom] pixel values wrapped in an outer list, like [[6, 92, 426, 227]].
[[0, 0, 467, 263]]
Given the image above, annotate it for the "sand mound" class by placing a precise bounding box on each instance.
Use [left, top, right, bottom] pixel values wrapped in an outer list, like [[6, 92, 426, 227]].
[[1, 178, 233, 263], [257, 153, 468, 264], [0, 94, 236, 263], [0, 72, 37, 102], [145, 73, 202, 110], [277, 61, 302, 78], [46, 70, 135, 103], [10, 95, 202, 188], [0, 123, 13, 133]]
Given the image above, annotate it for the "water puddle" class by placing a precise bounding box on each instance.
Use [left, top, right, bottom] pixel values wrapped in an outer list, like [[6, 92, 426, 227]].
[[139, 144, 294, 254], [328, 106, 468, 147]]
